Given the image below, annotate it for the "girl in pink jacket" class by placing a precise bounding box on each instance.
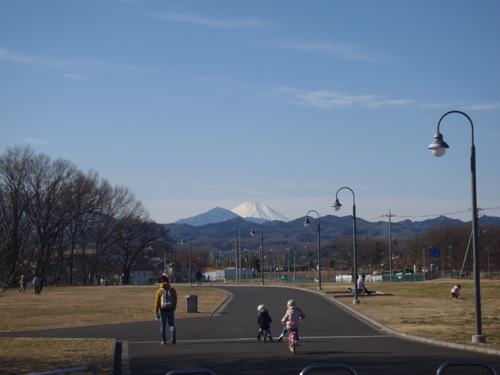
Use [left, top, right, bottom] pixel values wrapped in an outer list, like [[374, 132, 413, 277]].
[[451, 285, 461, 300], [277, 300, 306, 345]]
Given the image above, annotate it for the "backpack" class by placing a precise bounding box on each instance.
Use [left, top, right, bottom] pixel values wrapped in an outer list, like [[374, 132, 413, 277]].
[[160, 287, 174, 309]]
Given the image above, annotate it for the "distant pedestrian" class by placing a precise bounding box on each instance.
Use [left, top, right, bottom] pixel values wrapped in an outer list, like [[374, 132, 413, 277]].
[[154, 276, 177, 345], [19, 275, 27, 292], [195, 269, 202, 286], [39, 277, 44, 294], [33, 275, 40, 295]]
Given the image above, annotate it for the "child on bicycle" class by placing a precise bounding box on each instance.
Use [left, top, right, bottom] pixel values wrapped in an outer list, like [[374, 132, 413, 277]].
[[257, 304, 273, 341], [277, 299, 306, 345]]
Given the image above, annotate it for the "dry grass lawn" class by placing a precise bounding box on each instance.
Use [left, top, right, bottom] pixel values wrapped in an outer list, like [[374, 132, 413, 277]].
[[0, 284, 227, 374], [1, 285, 227, 332], [300, 278, 500, 351], [0, 338, 114, 375]]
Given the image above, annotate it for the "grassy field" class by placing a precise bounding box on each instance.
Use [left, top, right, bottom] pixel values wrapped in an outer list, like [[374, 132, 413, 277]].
[[0, 338, 114, 375], [299, 278, 500, 350], [1, 279, 499, 374], [0, 285, 227, 374]]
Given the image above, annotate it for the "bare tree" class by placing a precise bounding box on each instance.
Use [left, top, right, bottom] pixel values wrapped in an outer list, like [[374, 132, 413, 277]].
[[23, 153, 82, 279], [112, 203, 170, 284], [0, 146, 37, 294]]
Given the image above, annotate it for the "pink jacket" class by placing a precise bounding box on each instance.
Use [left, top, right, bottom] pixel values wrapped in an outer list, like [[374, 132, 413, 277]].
[[281, 306, 306, 329], [451, 286, 460, 295]]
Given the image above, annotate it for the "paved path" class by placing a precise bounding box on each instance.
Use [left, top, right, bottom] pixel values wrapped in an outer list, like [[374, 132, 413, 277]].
[[2, 285, 500, 375]]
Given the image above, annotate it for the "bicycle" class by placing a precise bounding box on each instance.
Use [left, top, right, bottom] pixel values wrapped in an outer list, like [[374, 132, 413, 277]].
[[287, 329, 298, 354], [261, 329, 272, 343]]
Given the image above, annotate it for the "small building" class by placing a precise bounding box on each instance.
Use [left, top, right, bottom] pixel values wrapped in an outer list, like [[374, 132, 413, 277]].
[[131, 260, 157, 285]]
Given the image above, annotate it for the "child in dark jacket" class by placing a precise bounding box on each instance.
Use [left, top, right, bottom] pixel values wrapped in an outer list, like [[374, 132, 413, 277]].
[[257, 304, 273, 342]]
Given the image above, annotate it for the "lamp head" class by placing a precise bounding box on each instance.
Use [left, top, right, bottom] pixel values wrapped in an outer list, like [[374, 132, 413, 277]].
[[428, 132, 449, 157], [332, 198, 342, 211], [304, 217, 311, 227], [250, 229, 256, 236], [181, 239, 186, 245]]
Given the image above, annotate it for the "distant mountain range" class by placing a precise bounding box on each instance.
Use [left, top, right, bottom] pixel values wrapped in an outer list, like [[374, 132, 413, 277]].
[[166, 207, 500, 245], [174, 202, 289, 226]]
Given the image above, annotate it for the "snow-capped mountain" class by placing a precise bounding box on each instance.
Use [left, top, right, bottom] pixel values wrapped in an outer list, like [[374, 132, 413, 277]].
[[172, 202, 290, 226], [174, 207, 239, 226], [231, 202, 290, 222]]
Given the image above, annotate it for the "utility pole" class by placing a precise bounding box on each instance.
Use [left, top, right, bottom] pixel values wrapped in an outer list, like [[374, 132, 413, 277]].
[[382, 209, 396, 281]]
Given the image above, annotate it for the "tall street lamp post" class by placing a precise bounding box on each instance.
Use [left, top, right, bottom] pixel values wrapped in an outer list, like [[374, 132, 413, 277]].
[[181, 234, 192, 286], [332, 187, 359, 304], [250, 223, 265, 285], [294, 255, 305, 283], [304, 210, 322, 290], [428, 110, 485, 343], [286, 247, 291, 282]]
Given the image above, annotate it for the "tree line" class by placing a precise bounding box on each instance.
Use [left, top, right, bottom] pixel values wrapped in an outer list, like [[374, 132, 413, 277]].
[[309, 222, 500, 276], [182, 221, 500, 277], [0, 146, 172, 295]]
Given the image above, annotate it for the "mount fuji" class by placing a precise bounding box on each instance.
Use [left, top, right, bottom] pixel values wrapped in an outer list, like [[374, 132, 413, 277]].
[[231, 202, 289, 223], [173, 202, 289, 226]]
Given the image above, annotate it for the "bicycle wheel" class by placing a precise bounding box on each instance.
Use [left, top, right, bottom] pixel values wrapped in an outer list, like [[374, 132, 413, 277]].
[[289, 333, 296, 354], [289, 340, 295, 354]]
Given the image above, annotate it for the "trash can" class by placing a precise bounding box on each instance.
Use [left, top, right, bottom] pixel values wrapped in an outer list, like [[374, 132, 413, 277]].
[[186, 295, 198, 313]]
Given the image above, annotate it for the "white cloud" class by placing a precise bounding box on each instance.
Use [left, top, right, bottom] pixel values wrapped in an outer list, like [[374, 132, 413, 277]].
[[464, 103, 500, 110], [62, 73, 89, 80], [0, 48, 138, 72], [420, 103, 454, 109], [261, 40, 387, 62], [25, 139, 45, 144], [0, 48, 33, 63], [144, 12, 271, 29], [277, 87, 412, 109], [421, 102, 500, 111]]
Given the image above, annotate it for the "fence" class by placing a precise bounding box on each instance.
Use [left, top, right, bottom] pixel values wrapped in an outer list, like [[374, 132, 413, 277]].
[[203, 270, 497, 283]]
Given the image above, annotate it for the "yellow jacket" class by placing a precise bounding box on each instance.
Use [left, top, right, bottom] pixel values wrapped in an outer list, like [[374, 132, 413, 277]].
[[154, 281, 178, 313]]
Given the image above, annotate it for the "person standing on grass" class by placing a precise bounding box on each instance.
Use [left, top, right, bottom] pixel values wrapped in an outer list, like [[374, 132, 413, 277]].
[[154, 276, 177, 345], [39, 277, 44, 294], [33, 275, 40, 295], [19, 275, 27, 292], [195, 269, 202, 286]]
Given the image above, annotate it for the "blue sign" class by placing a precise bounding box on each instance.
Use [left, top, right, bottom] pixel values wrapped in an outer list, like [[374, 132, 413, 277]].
[[430, 248, 441, 257]]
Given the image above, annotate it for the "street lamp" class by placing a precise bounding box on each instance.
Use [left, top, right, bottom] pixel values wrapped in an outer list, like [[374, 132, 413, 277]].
[[332, 187, 359, 304], [294, 255, 305, 283], [304, 210, 322, 290], [181, 234, 192, 286], [286, 247, 291, 282], [250, 223, 265, 285], [428, 110, 485, 343], [304, 246, 309, 280]]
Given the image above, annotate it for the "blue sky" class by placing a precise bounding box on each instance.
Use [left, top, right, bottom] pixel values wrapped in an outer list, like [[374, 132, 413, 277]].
[[1, 0, 499, 224]]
